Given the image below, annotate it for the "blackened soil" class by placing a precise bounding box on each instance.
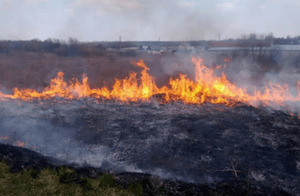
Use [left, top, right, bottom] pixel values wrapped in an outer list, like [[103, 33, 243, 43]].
[[0, 100, 299, 195], [0, 144, 291, 195]]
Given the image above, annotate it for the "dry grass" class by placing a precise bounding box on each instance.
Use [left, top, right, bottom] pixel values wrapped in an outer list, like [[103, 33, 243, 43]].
[[0, 52, 192, 91]]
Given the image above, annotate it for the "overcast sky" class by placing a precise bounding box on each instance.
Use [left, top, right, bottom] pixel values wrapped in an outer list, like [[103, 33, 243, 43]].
[[0, 0, 299, 41]]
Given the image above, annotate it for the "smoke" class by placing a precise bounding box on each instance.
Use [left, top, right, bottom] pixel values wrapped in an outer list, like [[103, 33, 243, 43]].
[[60, 0, 220, 41], [0, 51, 299, 183], [224, 54, 299, 90], [146, 48, 300, 113], [0, 99, 227, 182], [0, 101, 109, 168], [0, 0, 299, 188], [1, 96, 297, 185], [221, 53, 300, 113], [153, 53, 195, 82], [2, 0, 300, 41]]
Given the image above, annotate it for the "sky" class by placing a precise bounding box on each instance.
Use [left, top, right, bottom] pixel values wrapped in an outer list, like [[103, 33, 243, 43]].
[[0, 0, 299, 41]]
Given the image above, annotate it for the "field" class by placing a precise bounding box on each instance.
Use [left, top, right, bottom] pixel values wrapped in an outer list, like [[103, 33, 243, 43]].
[[0, 50, 299, 195]]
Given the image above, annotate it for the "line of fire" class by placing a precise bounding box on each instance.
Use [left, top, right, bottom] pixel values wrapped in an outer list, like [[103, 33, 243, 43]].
[[0, 37, 299, 195]]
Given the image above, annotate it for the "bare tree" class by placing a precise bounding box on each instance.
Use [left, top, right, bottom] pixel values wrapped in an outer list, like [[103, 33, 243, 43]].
[[242, 33, 272, 62]]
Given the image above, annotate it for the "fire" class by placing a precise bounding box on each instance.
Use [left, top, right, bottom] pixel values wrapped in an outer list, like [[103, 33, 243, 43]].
[[110, 60, 157, 102], [15, 140, 25, 147], [224, 58, 232, 63], [0, 136, 9, 140], [0, 57, 299, 108]]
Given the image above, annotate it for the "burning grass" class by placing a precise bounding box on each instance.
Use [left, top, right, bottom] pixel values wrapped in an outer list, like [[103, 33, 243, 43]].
[[0, 57, 299, 113], [0, 53, 299, 194]]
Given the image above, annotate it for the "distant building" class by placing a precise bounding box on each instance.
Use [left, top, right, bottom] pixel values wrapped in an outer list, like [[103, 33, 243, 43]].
[[271, 45, 300, 51], [139, 45, 151, 51], [208, 41, 271, 52]]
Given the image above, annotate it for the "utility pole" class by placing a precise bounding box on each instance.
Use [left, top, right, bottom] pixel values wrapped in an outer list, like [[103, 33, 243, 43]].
[[218, 34, 221, 41]]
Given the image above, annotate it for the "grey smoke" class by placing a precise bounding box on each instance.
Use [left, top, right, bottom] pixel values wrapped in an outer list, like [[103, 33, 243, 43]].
[[1, 0, 300, 41]]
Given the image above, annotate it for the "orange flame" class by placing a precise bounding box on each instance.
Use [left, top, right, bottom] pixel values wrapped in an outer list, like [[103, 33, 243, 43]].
[[0, 136, 9, 140], [15, 140, 25, 147], [0, 58, 299, 108], [224, 58, 232, 63]]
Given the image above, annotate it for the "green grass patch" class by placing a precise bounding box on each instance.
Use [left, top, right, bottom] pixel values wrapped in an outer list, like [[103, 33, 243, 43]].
[[99, 173, 114, 188], [128, 183, 144, 196], [0, 161, 139, 196]]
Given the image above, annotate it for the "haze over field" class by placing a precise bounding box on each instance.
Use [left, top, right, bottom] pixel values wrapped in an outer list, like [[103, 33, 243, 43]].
[[0, 0, 299, 41]]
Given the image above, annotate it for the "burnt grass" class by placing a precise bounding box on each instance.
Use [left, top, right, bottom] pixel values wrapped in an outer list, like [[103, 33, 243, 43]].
[[0, 99, 299, 195]]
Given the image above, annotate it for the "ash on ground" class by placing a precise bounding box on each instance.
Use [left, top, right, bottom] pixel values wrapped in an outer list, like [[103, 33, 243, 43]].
[[0, 99, 299, 194]]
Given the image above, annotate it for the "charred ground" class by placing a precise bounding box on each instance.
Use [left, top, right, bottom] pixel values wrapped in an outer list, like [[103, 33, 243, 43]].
[[0, 45, 299, 195], [0, 99, 299, 195]]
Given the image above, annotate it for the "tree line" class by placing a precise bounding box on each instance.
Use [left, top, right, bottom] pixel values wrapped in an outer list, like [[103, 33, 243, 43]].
[[1, 34, 300, 57], [0, 38, 106, 57]]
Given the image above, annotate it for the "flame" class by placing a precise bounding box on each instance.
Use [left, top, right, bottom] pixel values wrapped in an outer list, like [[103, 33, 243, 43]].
[[0, 136, 9, 140], [15, 140, 25, 147], [224, 58, 232, 63], [0, 58, 299, 108], [110, 60, 157, 102]]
